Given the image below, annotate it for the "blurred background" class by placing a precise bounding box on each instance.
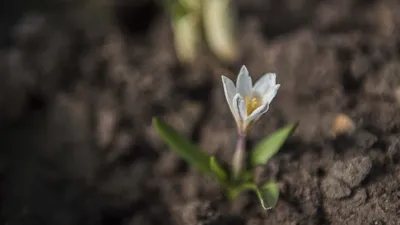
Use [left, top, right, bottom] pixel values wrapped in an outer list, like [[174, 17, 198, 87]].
[[0, 0, 400, 224]]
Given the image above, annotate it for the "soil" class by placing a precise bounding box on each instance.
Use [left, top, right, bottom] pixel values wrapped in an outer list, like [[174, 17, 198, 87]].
[[1, 0, 400, 225]]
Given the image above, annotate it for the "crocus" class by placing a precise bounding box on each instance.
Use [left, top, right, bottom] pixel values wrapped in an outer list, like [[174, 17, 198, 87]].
[[222, 65, 280, 135]]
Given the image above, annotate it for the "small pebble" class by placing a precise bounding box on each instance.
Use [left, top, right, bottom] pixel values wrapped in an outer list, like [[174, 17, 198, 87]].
[[331, 113, 356, 137]]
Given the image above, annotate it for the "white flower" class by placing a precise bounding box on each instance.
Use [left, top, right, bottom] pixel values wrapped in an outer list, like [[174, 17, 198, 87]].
[[221, 65, 280, 134]]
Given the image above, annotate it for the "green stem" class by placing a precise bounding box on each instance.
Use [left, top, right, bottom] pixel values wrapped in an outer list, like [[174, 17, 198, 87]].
[[226, 187, 240, 200], [231, 133, 246, 180], [226, 182, 258, 201]]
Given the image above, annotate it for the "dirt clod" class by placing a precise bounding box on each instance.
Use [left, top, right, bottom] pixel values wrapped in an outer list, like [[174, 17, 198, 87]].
[[349, 188, 367, 206], [330, 156, 373, 188], [353, 130, 378, 150], [321, 177, 351, 199], [174, 201, 221, 225]]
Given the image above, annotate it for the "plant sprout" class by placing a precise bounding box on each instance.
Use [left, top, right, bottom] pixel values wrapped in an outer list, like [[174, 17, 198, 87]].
[[162, 0, 238, 64], [222, 66, 281, 179], [153, 66, 298, 210]]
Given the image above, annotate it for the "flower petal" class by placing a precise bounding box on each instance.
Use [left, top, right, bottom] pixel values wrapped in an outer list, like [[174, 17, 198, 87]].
[[233, 93, 247, 122], [236, 65, 252, 97], [263, 84, 280, 104], [246, 102, 270, 122], [253, 73, 276, 95], [222, 75, 238, 119]]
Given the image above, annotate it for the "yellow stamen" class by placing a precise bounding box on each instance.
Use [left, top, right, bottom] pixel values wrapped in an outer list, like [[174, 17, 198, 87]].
[[245, 95, 262, 115]]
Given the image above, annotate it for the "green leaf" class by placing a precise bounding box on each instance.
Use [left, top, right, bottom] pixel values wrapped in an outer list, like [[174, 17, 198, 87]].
[[209, 156, 228, 182], [231, 181, 278, 210], [178, 0, 201, 12], [251, 122, 298, 167], [170, 1, 189, 22], [152, 117, 210, 173], [240, 170, 254, 183], [257, 181, 280, 210], [227, 182, 256, 201], [161, 0, 189, 23], [202, 0, 238, 63], [172, 14, 199, 64]]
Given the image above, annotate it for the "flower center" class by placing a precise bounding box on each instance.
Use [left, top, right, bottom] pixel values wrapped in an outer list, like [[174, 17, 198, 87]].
[[245, 95, 262, 116]]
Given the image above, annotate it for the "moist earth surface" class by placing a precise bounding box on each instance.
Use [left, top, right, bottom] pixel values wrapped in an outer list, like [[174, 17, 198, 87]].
[[0, 0, 400, 225]]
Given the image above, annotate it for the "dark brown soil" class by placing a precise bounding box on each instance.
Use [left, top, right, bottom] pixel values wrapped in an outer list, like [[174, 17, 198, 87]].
[[1, 0, 400, 225]]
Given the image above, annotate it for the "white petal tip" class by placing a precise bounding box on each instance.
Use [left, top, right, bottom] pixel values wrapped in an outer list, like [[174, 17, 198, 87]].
[[259, 73, 278, 87], [239, 65, 249, 75], [221, 75, 232, 82], [265, 72, 276, 80]]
